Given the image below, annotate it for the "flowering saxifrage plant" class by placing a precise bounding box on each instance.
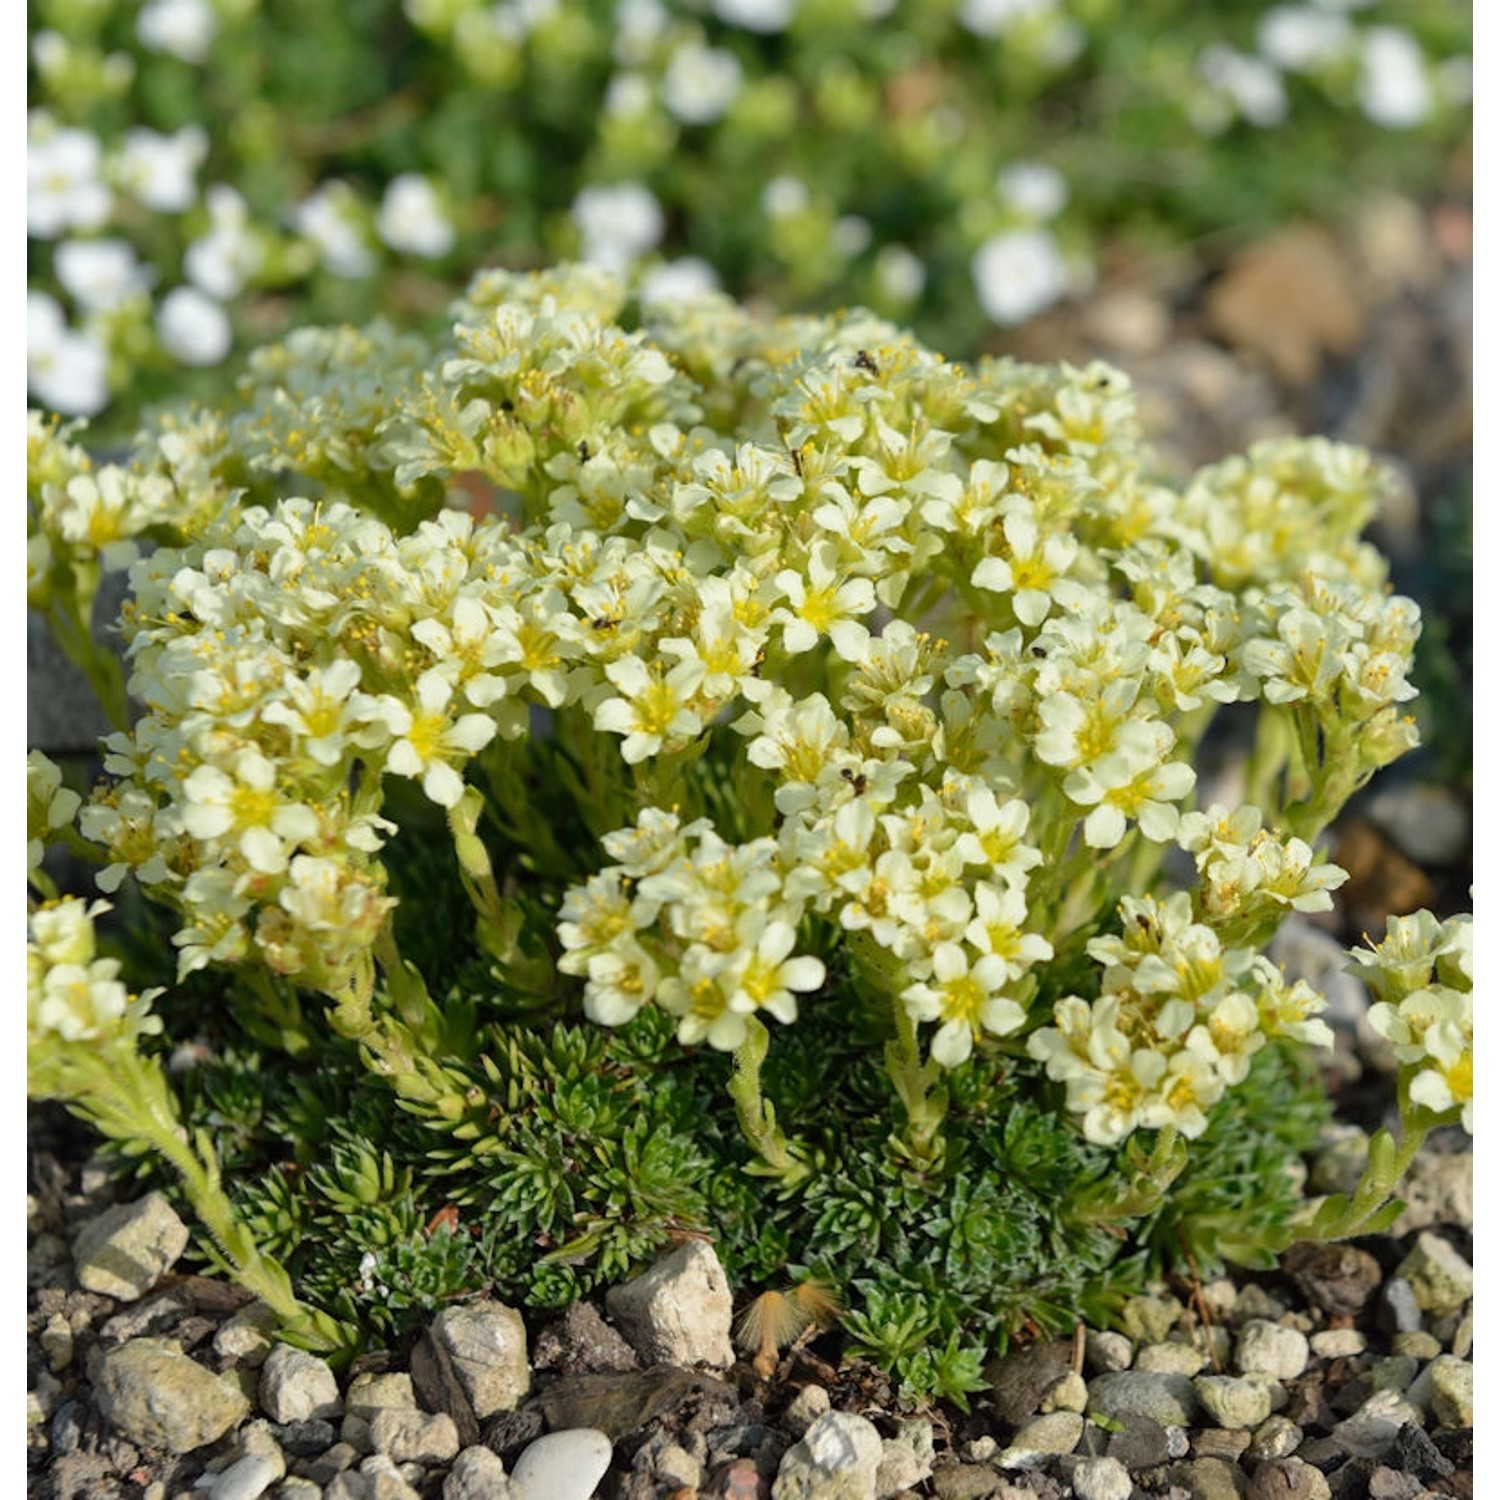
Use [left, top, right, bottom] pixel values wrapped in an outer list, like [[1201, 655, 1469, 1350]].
[[28, 262, 1472, 1382]]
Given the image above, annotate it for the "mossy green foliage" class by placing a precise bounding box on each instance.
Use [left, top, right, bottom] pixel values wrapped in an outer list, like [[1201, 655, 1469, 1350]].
[[125, 871, 1327, 1399]]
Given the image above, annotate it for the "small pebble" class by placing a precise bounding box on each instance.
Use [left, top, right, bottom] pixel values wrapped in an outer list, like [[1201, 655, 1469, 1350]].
[[509, 1428, 613, 1500], [1309, 1330, 1366, 1360], [1236, 1320, 1309, 1381], [1247, 1456, 1332, 1499], [1085, 1330, 1133, 1374], [1247, 1413, 1303, 1461], [1071, 1455, 1133, 1500]]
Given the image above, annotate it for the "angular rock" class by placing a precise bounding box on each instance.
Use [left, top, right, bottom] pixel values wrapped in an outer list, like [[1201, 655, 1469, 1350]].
[[1194, 1376, 1275, 1429], [1103, 1412, 1171, 1470], [1394, 1233, 1473, 1315], [1167, 1454, 1248, 1499], [772, 1410, 883, 1500], [356, 1453, 423, 1500], [532, 1301, 640, 1374], [1136, 1341, 1206, 1376], [1282, 1243, 1383, 1319], [1087, 1371, 1201, 1427], [784, 1384, 832, 1437], [1246, 1457, 1332, 1499], [1235, 1320, 1309, 1382], [1246, 1414, 1303, 1462], [409, 1326, 481, 1448], [509, 1428, 614, 1500], [1363, 784, 1469, 867], [1426, 1355, 1474, 1427], [260, 1343, 342, 1423], [342, 1372, 418, 1452], [929, 1466, 1002, 1499], [370, 1408, 460, 1464], [875, 1419, 933, 1498], [529, 1366, 721, 1442], [444, 1445, 512, 1500], [985, 1339, 1073, 1424], [94, 1337, 250, 1453], [214, 1301, 279, 1366], [1039, 1370, 1088, 1413], [605, 1240, 735, 1370], [1331, 1390, 1424, 1459], [432, 1300, 531, 1420], [1071, 1455, 1132, 1500], [72, 1192, 190, 1302], [998, 1410, 1083, 1467]]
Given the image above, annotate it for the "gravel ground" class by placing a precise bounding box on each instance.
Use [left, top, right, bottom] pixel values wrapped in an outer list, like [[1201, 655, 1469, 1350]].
[[26, 190, 1473, 1500]]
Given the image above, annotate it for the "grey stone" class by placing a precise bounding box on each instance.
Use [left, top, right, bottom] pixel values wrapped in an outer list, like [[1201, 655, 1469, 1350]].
[[1389, 1331, 1441, 1361], [370, 1408, 461, 1464], [342, 1372, 419, 1451], [1388, 1151, 1473, 1235], [1331, 1390, 1424, 1459], [772, 1410, 883, 1500], [270, 1419, 337, 1457], [1395, 1234, 1473, 1315], [28, 603, 122, 753], [985, 1339, 1073, 1424], [99, 1285, 194, 1343], [784, 1384, 832, 1437], [1071, 1455, 1133, 1500], [874, 1418, 933, 1499], [443, 1445, 512, 1500], [1364, 784, 1469, 867], [1168, 1455, 1247, 1498], [1192, 1428, 1251, 1461], [215, 1302, 280, 1366], [1235, 1321, 1310, 1381], [1087, 1371, 1201, 1427], [929, 1465, 1002, 1499], [1102, 1411, 1171, 1469], [94, 1337, 250, 1453], [41, 1312, 74, 1373], [1246, 1457, 1331, 1499], [260, 1343, 342, 1423], [509, 1428, 613, 1500], [1136, 1342, 1207, 1376], [1379, 1277, 1424, 1335], [1195, 1376, 1276, 1429], [431, 1301, 531, 1420], [198, 1421, 286, 1500], [653, 1441, 702, 1490], [1120, 1294, 1183, 1344], [1039, 1370, 1088, 1412], [605, 1241, 735, 1370], [1085, 1330, 1133, 1374], [1246, 1414, 1303, 1461], [998, 1410, 1084, 1466], [1309, 1330, 1366, 1360], [357, 1454, 423, 1500], [531, 1301, 638, 1374], [1427, 1355, 1474, 1427], [273, 1480, 324, 1500], [72, 1192, 190, 1302]]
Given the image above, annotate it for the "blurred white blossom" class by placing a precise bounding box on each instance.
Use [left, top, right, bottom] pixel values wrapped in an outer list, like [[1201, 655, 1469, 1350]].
[[28, 123, 112, 239], [1358, 27, 1433, 128], [972, 228, 1070, 325], [377, 174, 455, 258], [28, 293, 109, 415], [157, 285, 233, 366], [136, 0, 218, 63], [661, 41, 743, 124]]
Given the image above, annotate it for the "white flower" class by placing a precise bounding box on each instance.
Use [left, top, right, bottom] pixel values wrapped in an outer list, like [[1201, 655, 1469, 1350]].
[[584, 939, 661, 1025], [1358, 27, 1433, 129], [1197, 45, 1289, 128], [762, 175, 809, 220], [959, 0, 1052, 39], [874, 245, 926, 304], [571, 182, 664, 273], [774, 542, 875, 660], [136, 0, 217, 63], [593, 654, 707, 763], [613, 0, 669, 65], [1256, 7, 1352, 72], [972, 229, 1070, 326], [294, 182, 375, 278], [115, 126, 208, 213], [185, 186, 262, 298], [834, 216, 872, 257], [712, 0, 794, 32], [996, 162, 1068, 221], [156, 286, 233, 366], [639, 256, 720, 307], [55, 239, 152, 313], [723, 918, 825, 1024], [660, 40, 743, 125], [27, 294, 109, 416], [377, 174, 455, 258], [180, 748, 321, 875], [28, 126, 112, 239], [902, 942, 1027, 1067], [378, 671, 499, 807]]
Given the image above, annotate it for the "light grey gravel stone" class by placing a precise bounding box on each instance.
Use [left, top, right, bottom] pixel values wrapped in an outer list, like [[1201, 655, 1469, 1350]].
[[260, 1344, 341, 1423], [1194, 1376, 1275, 1430], [1070, 1455, 1133, 1500], [1039, 1371, 1088, 1412], [998, 1411, 1084, 1468], [772, 1411, 884, 1500], [342, 1372, 418, 1452], [1084, 1330, 1133, 1373], [443, 1445, 512, 1500], [214, 1302, 279, 1367], [94, 1337, 251, 1454], [325, 1473, 372, 1500], [1245, 1414, 1302, 1462], [1390, 1330, 1442, 1360], [1427, 1354, 1474, 1427], [198, 1421, 286, 1500], [1235, 1320, 1309, 1381], [1331, 1389, 1425, 1458], [370, 1409, 460, 1465], [72, 1192, 190, 1302], [605, 1240, 735, 1370], [431, 1300, 531, 1419], [272, 1479, 322, 1499], [784, 1383, 832, 1436], [1168, 1454, 1247, 1499], [1388, 1150, 1474, 1235], [1087, 1371, 1202, 1427], [1136, 1342, 1207, 1376], [41, 1313, 74, 1373], [875, 1418, 934, 1499], [1381, 1277, 1423, 1334], [1396, 1233, 1474, 1315], [357, 1454, 423, 1500], [654, 1442, 702, 1490], [1309, 1329, 1366, 1359], [510, 1428, 614, 1500], [1119, 1293, 1182, 1344]]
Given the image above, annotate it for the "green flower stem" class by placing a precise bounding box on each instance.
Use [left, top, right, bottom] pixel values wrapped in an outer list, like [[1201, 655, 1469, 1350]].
[[31, 1038, 350, 1355], [1245, 706, 1293, 822], [884, 998, 949, 1175], [728, 1015, 813, 1190], [43, 588, 131, 734]]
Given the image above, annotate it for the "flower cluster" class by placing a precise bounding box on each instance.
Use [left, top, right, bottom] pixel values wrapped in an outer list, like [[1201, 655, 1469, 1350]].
[[26, 0, 1467, 423], [1351, 910, 1473, 1131], [31, 262, 1461, 1157], [28, 896, 163, 1046]]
